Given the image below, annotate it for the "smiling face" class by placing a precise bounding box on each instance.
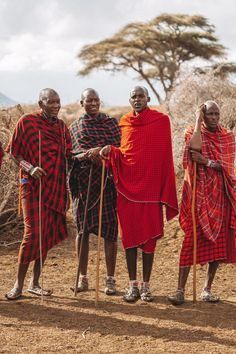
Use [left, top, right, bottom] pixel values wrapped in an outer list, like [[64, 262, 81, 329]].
[[80, 89, 100, 116], [203, 101, 220, 132], [129, 86, 150, 114], [38, 89, 61, 119]]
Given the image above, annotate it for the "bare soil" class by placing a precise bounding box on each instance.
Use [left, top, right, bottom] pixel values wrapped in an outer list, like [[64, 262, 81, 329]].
[[0, 216, 235, 353]]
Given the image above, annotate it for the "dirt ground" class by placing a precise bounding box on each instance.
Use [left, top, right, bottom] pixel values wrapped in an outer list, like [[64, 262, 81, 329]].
[[0, 216, 235, 354]]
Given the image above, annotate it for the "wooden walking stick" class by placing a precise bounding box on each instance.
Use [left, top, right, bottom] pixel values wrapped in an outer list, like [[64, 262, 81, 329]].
[[38, 130, 44, 304], [191, 161, 197, 303], [95, 160, 106, 307], [74, 163, 94, 296]]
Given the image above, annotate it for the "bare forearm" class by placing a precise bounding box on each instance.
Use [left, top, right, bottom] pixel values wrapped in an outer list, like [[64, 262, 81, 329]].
[[190, 121, 202, 151]]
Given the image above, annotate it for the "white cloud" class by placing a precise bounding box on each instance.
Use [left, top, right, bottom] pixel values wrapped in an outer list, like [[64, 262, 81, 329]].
[[0, 0, 236, 104]]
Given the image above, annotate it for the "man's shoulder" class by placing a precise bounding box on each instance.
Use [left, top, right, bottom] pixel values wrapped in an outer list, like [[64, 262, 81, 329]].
[[19, 112, 39, 122]]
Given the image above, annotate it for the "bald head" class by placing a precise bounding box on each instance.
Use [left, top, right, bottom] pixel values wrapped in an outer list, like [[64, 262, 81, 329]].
[[130, 86, 149, 98], [129, 86, 150, 114], [39, 88, 59, 102], [81, 88, 99, 101], [80, 88, 100, 116], [38, 88, 61, 119], [204, 100, 220, 111]]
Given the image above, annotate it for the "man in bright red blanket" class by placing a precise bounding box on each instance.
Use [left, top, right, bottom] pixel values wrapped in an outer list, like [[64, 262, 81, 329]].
[[100, 86, 178, 302], [5, 88, 72, 300], [168, 101, 236, 305]]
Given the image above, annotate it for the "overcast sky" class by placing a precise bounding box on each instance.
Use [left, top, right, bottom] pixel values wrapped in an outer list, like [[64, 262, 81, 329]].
[[0, 0, 235, 106]]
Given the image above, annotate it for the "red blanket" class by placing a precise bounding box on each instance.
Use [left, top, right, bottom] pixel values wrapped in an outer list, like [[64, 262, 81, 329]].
[[7, 113, 72, 215], [110, 107, 178, 221], [180, 124, 236, 242]]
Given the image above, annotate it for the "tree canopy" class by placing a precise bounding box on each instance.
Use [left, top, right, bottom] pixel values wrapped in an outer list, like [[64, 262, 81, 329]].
[[78, 14, 226, 103]]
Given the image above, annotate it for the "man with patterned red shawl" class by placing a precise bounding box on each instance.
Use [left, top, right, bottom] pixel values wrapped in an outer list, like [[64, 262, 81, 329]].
[[5, 88, 72, 300], [69, 88, 120, 295], [168, 101, 236, 305], [100, 86, 178, 302]]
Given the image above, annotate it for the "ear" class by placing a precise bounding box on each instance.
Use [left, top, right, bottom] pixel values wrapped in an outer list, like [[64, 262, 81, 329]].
[[80, 100, 84, 107], [147, 96, 151, 102], [38, 100, 43, 109]]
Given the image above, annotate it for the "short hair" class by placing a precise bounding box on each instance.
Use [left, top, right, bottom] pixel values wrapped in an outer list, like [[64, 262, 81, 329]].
[[130, 86, 149, 97], [39, 88, 59, 101], [81, 88, 99, 101]]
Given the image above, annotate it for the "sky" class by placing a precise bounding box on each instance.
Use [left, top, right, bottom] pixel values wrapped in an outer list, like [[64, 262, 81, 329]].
[[0, 0, 236, 106]]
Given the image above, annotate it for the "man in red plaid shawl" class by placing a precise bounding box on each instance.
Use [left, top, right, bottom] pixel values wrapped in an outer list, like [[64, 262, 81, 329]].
[[168, 100, 236, 305], [69, 88, 120, 295], [5, 88, 72, 300]]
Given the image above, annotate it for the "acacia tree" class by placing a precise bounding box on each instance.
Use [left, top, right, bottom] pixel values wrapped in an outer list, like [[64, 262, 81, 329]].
[[78, 14, 226, 103]]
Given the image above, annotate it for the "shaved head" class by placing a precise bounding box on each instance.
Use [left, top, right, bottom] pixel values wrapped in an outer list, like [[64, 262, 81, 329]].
[[81, 88, 99, 101], [39, 88, 59, 102], [204, 100, 220, 111], [130, 86, 149, 97]]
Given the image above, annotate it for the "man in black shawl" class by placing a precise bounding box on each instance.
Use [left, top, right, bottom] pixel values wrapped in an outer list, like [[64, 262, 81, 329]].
[[69, 88, 120, 295]]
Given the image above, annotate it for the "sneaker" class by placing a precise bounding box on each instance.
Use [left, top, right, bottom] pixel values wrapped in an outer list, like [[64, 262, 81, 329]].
[[104, 276, 116, 295], [200, 288, 219, 303], [123, 286, 140, 303], [168, 289, 185, 305], [140, 286, 154, 302]]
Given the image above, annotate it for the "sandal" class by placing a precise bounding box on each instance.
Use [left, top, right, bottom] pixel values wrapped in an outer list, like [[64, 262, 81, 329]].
[[140, 287, 154, 302], [70, 276, 88, 293], [5, 287, 22, 300], [167, 289, 185, 305], [200, 288, 219, 303], [27, 285, 53, 296], [104, 276, 116, 295], [123, 286, 140, 303]]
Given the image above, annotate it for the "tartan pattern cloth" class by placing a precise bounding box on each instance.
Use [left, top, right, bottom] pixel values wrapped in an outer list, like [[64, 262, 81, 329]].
[[179, 124, 236, 266], [19, 181, 68, 264], [180, 195, 236, 266], [69, 113, 120, 241], [7, 113, 72, 214], [7, 113, 72, 263]]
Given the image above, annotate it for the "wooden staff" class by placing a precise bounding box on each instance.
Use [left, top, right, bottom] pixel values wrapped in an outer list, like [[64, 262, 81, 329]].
[[74, 163, 94, 296], [38, 130, 43, 304], [95, 160, 106, 307], [191, 161, 197, 303]]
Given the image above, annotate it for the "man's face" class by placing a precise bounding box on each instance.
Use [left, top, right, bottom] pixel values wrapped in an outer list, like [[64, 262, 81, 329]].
[[129, 88, 149, 113], [203, 103, 220, 132], [81, 91, 100, 116], [39, 92, 61, 118]]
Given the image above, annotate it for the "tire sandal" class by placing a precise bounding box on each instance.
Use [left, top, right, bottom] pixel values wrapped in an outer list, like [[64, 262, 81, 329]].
[[5, 287, 22, 300]]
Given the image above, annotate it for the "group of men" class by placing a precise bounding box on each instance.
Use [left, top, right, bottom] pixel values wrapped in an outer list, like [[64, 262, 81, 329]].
[[2, 86, 235, 304]]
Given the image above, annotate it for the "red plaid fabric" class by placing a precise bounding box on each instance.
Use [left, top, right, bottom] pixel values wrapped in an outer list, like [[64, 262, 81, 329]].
[[7, 113, 72, 214], [179, 124, 236, 266], [7, 113, 72, 264], [69, 113, 120, 241], [19, 181, 68, 264]]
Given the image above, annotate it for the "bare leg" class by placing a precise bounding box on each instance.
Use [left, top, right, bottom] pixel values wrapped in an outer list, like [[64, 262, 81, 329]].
[[204, 261, 219, 290], [104, 240, 117, 276], [142, 252, 154, 282], [125, 247, 137, 280], [29, 255, 47, 287], [76, 232, 89, 275], [177, 266, 191, 291], [14, 262, 30, 292]]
